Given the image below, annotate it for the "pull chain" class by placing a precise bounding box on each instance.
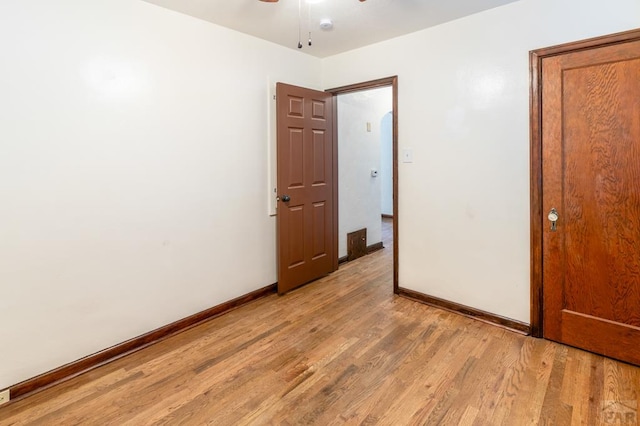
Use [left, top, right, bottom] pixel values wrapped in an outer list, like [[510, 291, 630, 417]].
[[308, 3, 312, 46], [297, 0, 302, 48]]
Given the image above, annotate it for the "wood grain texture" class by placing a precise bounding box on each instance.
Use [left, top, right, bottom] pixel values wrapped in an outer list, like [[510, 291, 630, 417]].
[[540, 50, 565, 342], [529, 27, 640, 338], [3, 231, 637, 425], [561, 46, 640, 326], [529, 48, 544, 338], [4, 283, 276, 403], [537, 31, 640, 365], [397, 287, 531, 335]]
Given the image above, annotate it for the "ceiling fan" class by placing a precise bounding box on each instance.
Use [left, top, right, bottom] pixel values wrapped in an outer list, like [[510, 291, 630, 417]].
[[259, 0, 367, 49], [260, 0, 366, 2]]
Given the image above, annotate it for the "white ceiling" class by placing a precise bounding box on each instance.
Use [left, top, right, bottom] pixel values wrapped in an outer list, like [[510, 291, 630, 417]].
[[142, 0, 520, 58]]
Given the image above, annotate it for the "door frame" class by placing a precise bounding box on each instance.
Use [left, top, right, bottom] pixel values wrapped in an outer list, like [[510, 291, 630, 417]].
[[326, 76, 399, 293], [529, 28, 640, 338]]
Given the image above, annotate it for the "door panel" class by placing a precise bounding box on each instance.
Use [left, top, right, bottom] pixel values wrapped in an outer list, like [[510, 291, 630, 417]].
[[277, 83, 335, 294], [312, 201, 327, 259], [286, 128, 304, 188], [287, 205, 305, 267], [312, 131, 327, 185], [541, 38, 640, 365]]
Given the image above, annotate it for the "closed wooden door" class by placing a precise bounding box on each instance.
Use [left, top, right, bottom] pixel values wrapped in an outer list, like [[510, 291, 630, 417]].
[[276, 83, 336, 294], [537, 32, 640, 365]]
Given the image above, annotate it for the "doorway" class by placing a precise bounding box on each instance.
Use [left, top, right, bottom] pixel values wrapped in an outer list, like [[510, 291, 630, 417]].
[[327, 77, 399, 292]]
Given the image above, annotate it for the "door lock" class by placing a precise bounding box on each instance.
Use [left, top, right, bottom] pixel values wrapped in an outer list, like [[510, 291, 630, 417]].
[[548, 208, 559, 231]]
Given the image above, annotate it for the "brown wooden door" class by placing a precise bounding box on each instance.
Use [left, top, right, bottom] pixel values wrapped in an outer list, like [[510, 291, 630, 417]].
[[540, 36, 640, 364], [276, 83, 336, 294]]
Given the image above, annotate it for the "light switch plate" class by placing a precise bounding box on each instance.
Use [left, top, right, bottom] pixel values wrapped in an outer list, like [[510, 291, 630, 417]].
[[402, 148, 413, 163]]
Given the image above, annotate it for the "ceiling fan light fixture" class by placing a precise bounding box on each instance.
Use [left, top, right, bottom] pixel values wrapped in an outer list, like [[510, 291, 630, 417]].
[[319, 18, 333, 30]]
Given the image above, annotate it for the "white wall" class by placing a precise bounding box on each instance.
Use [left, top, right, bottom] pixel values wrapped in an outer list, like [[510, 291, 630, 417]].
[[338, 88, 392, 258], [322, 0, 640, 322], [0, 0, 321, 390], [380, 112, 393, 216]]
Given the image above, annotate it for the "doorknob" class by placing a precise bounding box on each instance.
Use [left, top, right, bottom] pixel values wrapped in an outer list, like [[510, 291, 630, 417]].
[[548, 208, 559, 231], [280, 195, 291, 202]]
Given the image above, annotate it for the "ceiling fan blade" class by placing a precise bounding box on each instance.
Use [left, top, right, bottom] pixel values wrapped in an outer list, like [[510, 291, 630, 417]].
[[258, 0, 365, 2]]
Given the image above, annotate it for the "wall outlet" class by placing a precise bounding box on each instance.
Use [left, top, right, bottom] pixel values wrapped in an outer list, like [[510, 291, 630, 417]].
[[0, 389, 10, 405]]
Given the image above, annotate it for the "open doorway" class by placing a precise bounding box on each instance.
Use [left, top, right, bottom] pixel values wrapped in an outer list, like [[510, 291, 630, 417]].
[[327, 77, 398, 292]]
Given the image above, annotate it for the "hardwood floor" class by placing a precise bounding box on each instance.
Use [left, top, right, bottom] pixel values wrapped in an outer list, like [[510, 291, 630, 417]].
[[381, 217, 393, 249], [1, 220, 638, 425]]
